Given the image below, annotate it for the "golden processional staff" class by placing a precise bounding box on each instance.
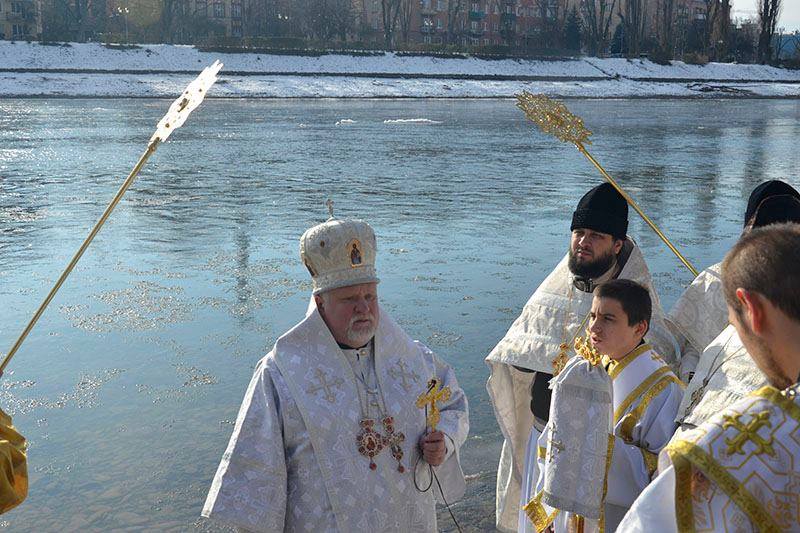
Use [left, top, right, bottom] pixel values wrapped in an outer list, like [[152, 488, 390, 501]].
[[0, 60, 224, 377], [516, 92, 698, 277]]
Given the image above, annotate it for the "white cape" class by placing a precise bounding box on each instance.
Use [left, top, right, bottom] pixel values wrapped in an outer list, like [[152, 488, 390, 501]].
[[203, 305, 469, 532]]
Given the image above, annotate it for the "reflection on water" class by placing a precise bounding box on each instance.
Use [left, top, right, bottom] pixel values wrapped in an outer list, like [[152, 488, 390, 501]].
[[0, 98, 799, 530]]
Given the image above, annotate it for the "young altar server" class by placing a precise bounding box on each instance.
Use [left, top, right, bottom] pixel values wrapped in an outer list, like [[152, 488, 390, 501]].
[[524, 279, 683, 533]]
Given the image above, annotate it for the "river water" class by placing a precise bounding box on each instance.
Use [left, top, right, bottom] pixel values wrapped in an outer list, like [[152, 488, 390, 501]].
[[0, 98, 799, 531]]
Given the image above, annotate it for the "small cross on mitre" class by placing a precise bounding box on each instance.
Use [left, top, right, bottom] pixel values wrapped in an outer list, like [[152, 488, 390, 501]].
[[416, 378, 451, 432]]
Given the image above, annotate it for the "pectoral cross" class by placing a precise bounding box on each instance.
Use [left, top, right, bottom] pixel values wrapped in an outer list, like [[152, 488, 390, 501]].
[[416, 378, 451, 432], [722, 411, 775, 457]]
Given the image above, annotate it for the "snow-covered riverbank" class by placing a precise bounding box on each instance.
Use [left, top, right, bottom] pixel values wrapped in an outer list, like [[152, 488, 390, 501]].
[[1, 41, 799, 98]]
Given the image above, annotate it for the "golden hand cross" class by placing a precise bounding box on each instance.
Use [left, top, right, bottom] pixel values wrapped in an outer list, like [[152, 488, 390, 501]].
[[416, 378, 451, 432]]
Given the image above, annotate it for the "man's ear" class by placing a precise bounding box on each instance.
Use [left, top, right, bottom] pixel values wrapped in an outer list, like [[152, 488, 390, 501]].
[[736, 288, 766, 335], [314, 294, 325, 313], [634, 319, 648, 339], [613, 238, 624, 255]]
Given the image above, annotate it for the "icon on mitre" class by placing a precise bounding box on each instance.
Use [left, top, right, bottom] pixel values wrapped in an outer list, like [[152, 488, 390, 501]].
[[349, 239, 363, 267]]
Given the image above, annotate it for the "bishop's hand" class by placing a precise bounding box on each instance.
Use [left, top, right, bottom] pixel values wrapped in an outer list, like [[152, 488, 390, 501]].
[[419, 431, 446, 466]]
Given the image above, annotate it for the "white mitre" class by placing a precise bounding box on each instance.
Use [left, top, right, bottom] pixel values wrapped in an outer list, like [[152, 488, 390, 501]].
[[542, 356, 613, 520], [300, 213, 380, 294]]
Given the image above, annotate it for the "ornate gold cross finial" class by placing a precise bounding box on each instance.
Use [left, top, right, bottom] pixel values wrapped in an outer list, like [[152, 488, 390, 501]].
[[326, 199, 334, 218], [513, 91, 699, 277], [416, 378, 451, 432], [515, 91, 593, 146], [722, 411, 776, 457]]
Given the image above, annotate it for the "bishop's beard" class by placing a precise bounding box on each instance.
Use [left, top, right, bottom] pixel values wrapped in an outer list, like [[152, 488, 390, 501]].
[[346, 312, 378, 347], [568, 247, 617, 279]]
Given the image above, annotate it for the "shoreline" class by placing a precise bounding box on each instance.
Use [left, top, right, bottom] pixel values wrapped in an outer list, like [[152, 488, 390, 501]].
[[2, 41, 799, 98], [4, 94, 800, 99]]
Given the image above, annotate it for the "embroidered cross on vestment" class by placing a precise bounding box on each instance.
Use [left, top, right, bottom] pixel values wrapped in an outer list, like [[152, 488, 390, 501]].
[[389, 360, 420, 392], [306, 368, 344, 404], [722, 411, 776, 457]]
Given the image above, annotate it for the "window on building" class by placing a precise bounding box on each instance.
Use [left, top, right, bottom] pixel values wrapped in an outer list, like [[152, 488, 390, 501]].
[[231, 0, 242, 18], [472, 2, 478, 10], [195, 0, 207, 15], [12, 24, 23, 35], [232, 20, 242, 36], [484, 38, 489, 44], [493, 23, 498, 30], [213, 1, 224, 17], [436, 0, 443, 10], [424, 35, 431, 43], [494, 4, 499, 13], [483, 21, 487, 29], [471, 20, 478, 29], [11, 2, 23, 13], [506, 5, 511, 14], [437, 18, 442, 28]]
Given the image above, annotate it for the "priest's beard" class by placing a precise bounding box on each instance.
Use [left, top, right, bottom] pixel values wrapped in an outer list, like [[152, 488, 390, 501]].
[[736, 319, 791, 389], [568, 247, 617, 279], [346, 312, 378, 347]]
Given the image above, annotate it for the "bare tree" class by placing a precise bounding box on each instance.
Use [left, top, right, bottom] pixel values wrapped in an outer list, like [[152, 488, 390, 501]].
[[533, 0, 563, 49], [757, 0, 781, 63], [446, 0, 465, 45], [380, 0, 402, 48], [618, 0, 647, 56], [581, 0, 617, 56], [398, 0, 414, 44], [656, 0, 676, 56]]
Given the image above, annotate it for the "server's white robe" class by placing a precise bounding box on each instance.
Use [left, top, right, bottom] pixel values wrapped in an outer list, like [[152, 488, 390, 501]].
[[618, 382, 800, 533], [202, 305, 469, 532], [524, 345, 683, 533], [485, 239, 679, 532]]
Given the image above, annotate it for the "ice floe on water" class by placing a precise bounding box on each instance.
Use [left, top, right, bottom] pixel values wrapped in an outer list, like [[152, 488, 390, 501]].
[[383, 118, 442, 124], [335, 119, 356, 125]]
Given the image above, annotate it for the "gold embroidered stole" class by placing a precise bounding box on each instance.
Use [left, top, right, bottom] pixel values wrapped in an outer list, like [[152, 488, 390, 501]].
[[607, 345, 683, 476], [666, 384, 800, 532]]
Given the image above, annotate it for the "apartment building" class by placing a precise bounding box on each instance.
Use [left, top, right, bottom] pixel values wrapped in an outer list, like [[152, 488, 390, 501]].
[[0, 0, 42, 39]]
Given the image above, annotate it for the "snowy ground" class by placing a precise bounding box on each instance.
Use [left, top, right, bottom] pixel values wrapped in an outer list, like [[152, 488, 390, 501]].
[[1, 41, 799, 97]]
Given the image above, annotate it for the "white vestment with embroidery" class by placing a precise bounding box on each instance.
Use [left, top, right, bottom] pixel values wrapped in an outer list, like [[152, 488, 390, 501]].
[[485, 240, 679, 532], [667, 263, 728, 381], [202, 306, 469, 532], [673, 325, 767, 440], [618, 382, 800, 533], [525, 346, 683, 533]]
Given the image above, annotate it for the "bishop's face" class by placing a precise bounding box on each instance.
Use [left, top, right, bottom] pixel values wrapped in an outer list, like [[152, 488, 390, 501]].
[[568, 228, 623, 279], [316, 282, 380, 349]]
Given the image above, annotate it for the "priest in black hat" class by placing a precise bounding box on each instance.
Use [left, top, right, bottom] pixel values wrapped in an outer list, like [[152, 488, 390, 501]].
[[485, 182, 679, 533], [668, 179, 800, 442]]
